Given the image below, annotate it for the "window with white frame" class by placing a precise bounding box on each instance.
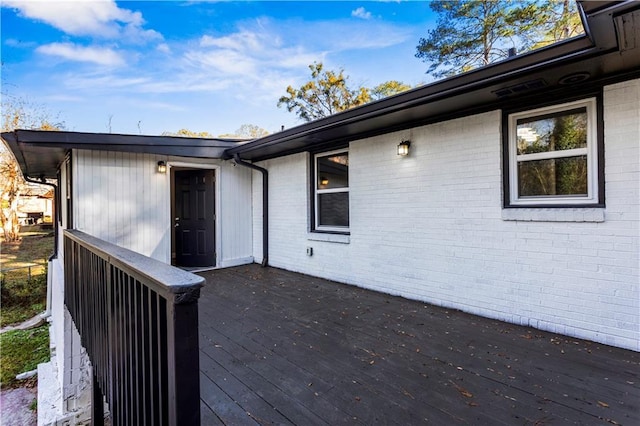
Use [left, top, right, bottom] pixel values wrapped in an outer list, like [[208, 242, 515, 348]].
[[314, 150, 349, 232], [506, 97, 601, 206]]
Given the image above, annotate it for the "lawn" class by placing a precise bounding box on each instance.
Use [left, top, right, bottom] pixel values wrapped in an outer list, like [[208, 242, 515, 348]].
[[0, 325, 49, 388], [0, 225, 54, 388], [1, 225, 54, 327]]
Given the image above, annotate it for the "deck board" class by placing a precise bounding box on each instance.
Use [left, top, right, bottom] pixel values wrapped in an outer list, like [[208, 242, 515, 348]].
[[198, 265, 640, 425]]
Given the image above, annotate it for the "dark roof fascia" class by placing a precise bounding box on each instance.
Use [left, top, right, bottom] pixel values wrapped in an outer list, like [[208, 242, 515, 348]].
[[1, 129, 250, 179], [12, 129, 247, 148], [1, 131, 67, 180], [2, 132, 26, 172], [224, 0, 639, 162]]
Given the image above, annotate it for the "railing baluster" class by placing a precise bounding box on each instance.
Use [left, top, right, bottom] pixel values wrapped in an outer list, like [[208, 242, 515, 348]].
[[159, 296, 168, 426], [62, 229, 203, 426], [149, 291, 159, 426]]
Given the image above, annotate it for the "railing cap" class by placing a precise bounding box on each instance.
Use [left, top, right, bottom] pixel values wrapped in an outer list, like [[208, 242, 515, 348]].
[[64, 230, 204, 297]]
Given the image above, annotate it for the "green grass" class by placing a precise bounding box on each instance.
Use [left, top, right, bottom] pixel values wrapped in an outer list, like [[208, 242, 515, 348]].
[[0, 274, 47, 327], [1, 226, 53, 327], [0, 225, 54, 268], [0, 325, 50, 388], [0, 226, 53, 388]]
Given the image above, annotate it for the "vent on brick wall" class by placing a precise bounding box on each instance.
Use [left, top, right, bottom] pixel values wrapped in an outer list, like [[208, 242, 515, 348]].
[[493, 79, 547, 98]]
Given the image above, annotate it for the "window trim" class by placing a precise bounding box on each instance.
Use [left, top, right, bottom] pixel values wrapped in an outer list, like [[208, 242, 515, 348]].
[[312, 149, 350, 234], [504, 96, 604, 208]]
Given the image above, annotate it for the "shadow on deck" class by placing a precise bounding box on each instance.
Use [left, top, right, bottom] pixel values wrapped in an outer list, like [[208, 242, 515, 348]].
[[197, 264, 639, 425]]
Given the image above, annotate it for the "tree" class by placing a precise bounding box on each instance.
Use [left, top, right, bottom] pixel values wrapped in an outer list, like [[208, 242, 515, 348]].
[[415, 0, 581, 78], [1, 95, 64, 242], [0, 151, 22, 242], [161, 128, 214, 138], [371, 81, 412, 101], [278, 63, 413, 121], [235, 124, 269, 139], [278, 62, 371, 122], [219, 124, 270, 139]]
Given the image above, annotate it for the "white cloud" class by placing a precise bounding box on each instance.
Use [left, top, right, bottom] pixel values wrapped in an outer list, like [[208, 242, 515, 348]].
[[308, 20, 410, 51], [3, 0, 161, 42], [352, 7, 372, 20], [194, 30, 319, 72], [42, 94, 84, 103], [31, 15, 420, 121], [156, 43, 171, 54], [4, 38, 37, 48], [64, 73, 149, 90], [37, 43, 126, 67], [134, 17, 412, 104]]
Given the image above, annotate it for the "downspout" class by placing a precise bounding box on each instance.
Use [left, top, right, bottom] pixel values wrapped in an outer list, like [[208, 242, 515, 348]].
[[24, 176, 58, 260], [24, 176, 58, 318], [233, 154, 268, 267]]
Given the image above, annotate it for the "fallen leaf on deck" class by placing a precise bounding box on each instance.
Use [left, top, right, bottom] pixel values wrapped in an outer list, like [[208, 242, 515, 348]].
[[597, 401, 609, 408], [449, 380, 473, 398], [402, 389, 415, 399], [460, 389, 473, 398]]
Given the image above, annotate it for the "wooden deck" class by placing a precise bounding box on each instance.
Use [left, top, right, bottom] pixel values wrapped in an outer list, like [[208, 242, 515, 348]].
[[197, 265, 639, 425]]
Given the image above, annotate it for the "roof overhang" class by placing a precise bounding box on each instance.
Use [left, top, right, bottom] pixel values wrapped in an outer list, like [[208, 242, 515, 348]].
[[3, 1, 638, 175], [225, 0, 640, 162], [1, 130, 248, 180]]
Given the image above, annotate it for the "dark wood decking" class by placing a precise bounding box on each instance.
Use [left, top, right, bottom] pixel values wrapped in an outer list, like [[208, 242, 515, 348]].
[[197, 265, 639, 425]]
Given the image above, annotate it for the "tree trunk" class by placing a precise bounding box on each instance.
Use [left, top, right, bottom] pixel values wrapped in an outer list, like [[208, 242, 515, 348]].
[[0, 157, 23, 242]]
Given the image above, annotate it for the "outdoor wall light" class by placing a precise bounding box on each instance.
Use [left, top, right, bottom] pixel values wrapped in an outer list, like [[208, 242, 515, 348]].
[[157, 161, 167, 173], [397, 140, 411, 156], [320, 176, 329, 186]]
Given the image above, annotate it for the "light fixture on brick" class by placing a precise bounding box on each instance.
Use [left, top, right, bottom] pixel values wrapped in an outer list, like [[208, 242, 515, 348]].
[[397, 140, 411, 156]]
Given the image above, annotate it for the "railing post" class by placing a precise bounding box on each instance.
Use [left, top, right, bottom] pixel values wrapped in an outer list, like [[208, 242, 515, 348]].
[[63, 230, 204, 426], [93, 372, 105, 426], [168, 289, 201, 426]]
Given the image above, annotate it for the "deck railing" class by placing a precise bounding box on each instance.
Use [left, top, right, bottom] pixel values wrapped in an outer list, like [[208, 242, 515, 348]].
[[63, 230, 204, 426]]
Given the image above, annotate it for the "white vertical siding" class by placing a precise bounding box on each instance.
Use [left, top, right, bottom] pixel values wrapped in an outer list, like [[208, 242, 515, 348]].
[[74, 150, 170, 261], [73, 152, 253, 266], [218, 162, 254, 267], [254, 79, 640, 351]]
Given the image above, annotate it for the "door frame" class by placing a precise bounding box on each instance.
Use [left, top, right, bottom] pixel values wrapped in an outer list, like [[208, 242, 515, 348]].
[[167, 161, 221, 269]]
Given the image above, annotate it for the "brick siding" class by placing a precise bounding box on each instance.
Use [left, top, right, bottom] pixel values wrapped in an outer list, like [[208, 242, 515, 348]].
[[254, 79, 639, 351]]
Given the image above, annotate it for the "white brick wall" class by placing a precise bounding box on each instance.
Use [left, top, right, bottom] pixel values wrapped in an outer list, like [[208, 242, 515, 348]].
[[254, 79, 640, 351]]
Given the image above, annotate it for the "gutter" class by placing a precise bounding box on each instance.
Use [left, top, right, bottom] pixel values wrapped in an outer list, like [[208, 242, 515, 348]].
[[233, 154, 269, 267]]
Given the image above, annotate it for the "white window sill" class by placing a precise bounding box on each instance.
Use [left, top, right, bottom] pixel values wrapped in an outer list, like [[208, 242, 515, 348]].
[[307, 232, 350, 244], [501, 208, 604, 222]]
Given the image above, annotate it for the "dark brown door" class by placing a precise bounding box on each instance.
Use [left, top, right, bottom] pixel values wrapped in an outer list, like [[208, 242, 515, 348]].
[[174, 169, 215, 267]]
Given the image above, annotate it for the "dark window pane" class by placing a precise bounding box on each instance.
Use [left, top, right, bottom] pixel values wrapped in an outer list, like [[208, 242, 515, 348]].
[[517, 108, 587, 155], [317, 153, 348, 189], [518, 156, 588, 197], [318, 192, 349, 227]]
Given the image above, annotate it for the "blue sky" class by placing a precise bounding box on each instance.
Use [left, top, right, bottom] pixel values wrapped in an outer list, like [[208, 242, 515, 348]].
[[1, 1, 436, 136]]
